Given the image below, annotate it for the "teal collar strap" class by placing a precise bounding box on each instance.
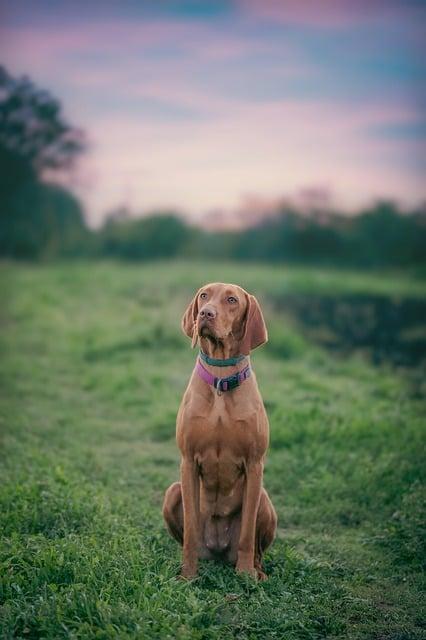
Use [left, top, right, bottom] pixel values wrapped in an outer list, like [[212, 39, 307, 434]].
[[199, 350, 246, 367]]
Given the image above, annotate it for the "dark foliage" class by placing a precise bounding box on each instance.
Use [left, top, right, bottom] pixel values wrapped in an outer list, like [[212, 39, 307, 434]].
[[98, 213, 190, 260], [0, 182, 88, 259], [0, 66, 87, 259], [229, 202, 426, 267]]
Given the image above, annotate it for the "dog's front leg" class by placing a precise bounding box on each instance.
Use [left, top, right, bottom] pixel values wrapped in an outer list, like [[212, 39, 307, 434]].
[[180, 456, 200, 578], [236, 460, 263, 577]]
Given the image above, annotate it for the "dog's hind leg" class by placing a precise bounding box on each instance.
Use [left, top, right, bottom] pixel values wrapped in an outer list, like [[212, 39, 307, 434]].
[[163, 482, 213, 560], [163, 482, 184, 545], [254, 489, 277, 580]]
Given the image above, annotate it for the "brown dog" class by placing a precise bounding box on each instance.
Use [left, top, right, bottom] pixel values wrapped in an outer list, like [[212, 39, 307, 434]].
[[163, 282, 277, 579]]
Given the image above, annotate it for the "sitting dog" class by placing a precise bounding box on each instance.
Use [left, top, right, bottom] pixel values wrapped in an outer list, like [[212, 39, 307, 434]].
[[163, 282, 277, 579]]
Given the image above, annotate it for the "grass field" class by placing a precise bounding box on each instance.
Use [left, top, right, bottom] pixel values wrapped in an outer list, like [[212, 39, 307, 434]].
[[0, 261, 425, 639]]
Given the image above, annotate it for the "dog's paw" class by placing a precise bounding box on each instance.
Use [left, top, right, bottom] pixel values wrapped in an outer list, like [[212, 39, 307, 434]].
[[256, 568, 268, 581], [179, 565, 198, 580], [236, 564, 257, 579]]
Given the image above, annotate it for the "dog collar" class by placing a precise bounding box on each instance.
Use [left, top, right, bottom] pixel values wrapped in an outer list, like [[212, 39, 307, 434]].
[[196, 358, 251, 395], [199, 350, 246, 367]]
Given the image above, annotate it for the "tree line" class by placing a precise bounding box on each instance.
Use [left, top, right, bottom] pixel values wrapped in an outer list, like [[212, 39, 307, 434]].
[[1, 66, 425, 267], [94, 202, 425, 268]]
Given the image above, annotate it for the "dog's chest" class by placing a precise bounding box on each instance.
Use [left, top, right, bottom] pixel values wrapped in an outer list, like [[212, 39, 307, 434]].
[[177, 380, 269, 461], [196, 446, 243, 494], [180, 395, 265, 456]]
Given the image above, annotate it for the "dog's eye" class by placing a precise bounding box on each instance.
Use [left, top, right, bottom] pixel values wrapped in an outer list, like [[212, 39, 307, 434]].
[[228, 296, 238, 304], [200, 292, 208, 299]]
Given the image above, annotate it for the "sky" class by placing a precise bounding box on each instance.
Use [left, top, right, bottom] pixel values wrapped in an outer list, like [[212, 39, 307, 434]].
[[0, 0, 425, 226]]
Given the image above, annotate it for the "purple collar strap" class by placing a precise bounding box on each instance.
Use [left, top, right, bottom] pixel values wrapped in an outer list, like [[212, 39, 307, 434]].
[[195, 358, 251, 395]]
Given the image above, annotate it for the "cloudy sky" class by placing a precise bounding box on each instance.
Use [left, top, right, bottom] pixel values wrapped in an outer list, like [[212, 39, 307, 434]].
[[0, 0, 425, 225]]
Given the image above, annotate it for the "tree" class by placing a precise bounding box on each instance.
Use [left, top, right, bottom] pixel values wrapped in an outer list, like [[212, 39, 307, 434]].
[[0, 66, 85, 182], [0, 66, 87, 258]]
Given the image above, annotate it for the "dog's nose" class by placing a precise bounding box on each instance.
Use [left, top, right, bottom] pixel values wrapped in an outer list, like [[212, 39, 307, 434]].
[[199, 305, 216, 320]]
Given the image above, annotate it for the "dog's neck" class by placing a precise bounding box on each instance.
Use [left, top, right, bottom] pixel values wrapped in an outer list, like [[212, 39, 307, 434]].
[[196, 336, 250, 383], [198, 336, 243, 360]]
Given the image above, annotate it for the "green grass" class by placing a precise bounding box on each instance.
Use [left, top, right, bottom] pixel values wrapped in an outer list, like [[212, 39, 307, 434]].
[[0, 261, 425, 639]]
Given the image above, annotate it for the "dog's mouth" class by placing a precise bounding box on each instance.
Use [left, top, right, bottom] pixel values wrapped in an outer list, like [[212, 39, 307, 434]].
[[199, 322, 215, 337], [198, 320, 221, 341]]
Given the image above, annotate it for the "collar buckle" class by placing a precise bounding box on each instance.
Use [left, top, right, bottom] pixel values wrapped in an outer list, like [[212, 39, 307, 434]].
[[196, 359, 251, 394]]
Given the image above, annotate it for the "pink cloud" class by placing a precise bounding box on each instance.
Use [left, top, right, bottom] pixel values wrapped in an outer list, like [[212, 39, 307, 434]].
[[0, 18, 277, 75], [0, 12, 423, 225], [71, 96, 424, 225]]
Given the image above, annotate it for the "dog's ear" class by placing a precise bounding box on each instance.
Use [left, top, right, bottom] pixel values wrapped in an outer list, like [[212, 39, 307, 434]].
[[239, 293, 268, 355], [181, 290, 200, 348]]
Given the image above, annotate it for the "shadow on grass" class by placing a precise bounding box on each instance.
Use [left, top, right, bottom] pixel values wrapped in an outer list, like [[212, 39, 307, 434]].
[[272, 293, 426, 367]]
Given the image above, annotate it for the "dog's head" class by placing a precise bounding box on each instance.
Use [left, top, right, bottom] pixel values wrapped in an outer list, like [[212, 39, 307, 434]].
[[181, 282, 267, 355]]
